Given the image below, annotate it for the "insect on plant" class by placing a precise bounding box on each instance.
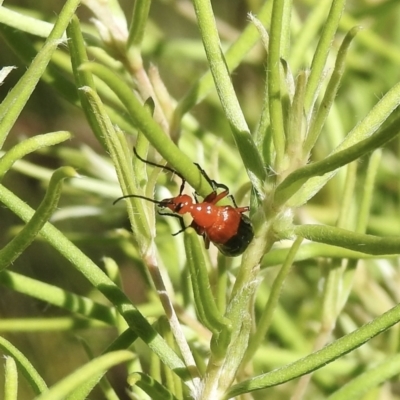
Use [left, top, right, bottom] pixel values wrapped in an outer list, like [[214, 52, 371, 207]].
[[114, 148, 254, 257]]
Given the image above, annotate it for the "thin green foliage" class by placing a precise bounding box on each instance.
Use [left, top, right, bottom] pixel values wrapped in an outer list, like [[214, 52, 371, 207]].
[[0, 0, 81, 147], [0, 166, 77, 270], [4, 356, 18, 400], [34, 351, 134, 400], [0, 0, 399, 399], [128, 372, 180, 400], [184, 228, 232, 337], [0, 336, 47, 396]]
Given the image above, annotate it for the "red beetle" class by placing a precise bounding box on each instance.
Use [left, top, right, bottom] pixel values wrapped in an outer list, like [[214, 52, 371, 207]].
[[114, 148, 254, 257]]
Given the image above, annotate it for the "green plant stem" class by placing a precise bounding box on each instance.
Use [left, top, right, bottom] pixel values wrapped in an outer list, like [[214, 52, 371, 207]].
[[79, 85, 199, 379], [256, 290, 310, 354], [0, 271, 116, 325], [294, 225, 400, 255], [268, 0, 286, 172], [192, 0, 266, 192], [0, 184, 192, 382], [337, 81, 400, 151], [249, 14, 271, 163], [339, 149, 383, 311], [224, 301, 400, 398], [215, 257, 229, 314], [0, 25, 80, 107], [184, 229, 231, 336], [80, 85, 199, 379], [133, 100, 155, 207], [0, 155, 121, 198], [67, 15, 108, 149], [173, 0, 273, 123], [203, 207, 276, 391], [103, 329, 138, 354], [80, 62, 213, 198], [199, 216, 275, 397], [327, 353, 400, 400], [292, 161, 358, 399], [325, 161, 357, 303], [78, 337, 121, 400], [248, 14, 269, 50], [356, 149, 382, 234], [80, 86, 152, 242], [4, 356, 18, 400], [0, 6, 59, 39], [275, 114, 400, 206], [0, 0, 81, 148], [261, 242, 387, 268], [287, 71, 307, 160], [0, 23, 133, 133], [304, 0, 346, 115], [201, 310, 252, 400], [0, 131, 71, 179], [146, 251, 201, 385], [340, 11, 400, 65], [128, 372, 179, 400], [289, 0, 335, 72], [0, 166, 77, 271], [0, 336, 47, 396], [191, 0, 248, 134], [303, 26, 361, 157], [242, 237, 303, 371], [127, 0, 151, 49], [35, 351, 134, 400], [0, 318, 108, 332], [158, 317, 182, 396]]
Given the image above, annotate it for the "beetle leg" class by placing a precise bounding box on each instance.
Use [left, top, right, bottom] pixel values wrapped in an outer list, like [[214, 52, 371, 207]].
[[235, 206, 250, 214], [203, 191, 217, 203], [193, 162, 243, 208], [208, 190, 229, 204], [158, 211, 187, 235], [190, 222, 210, 249], [190, 221, 204, 235], [194, 162, 229, 192], [228, 193, 239, 208], [178, 178, 186, 196]]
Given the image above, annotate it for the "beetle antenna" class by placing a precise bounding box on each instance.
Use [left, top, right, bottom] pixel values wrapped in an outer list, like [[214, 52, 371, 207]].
[[134, 147, 187, 195], [113, 194, 164, 206], [133, 147, 184, 180]]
